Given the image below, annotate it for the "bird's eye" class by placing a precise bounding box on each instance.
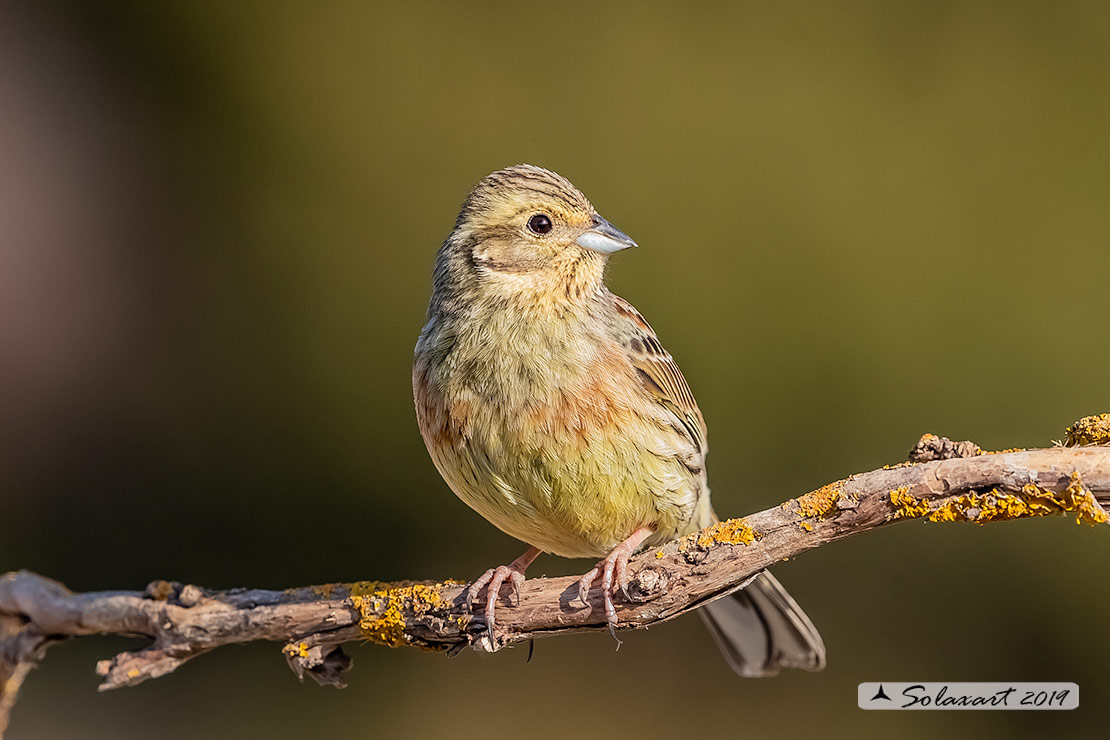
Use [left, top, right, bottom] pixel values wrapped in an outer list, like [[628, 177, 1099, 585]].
[[527, 213, 553, 235]]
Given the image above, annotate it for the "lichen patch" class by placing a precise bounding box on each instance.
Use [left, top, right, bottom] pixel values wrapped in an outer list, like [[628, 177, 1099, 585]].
[[887, 473, 1107, 527], [697, 518, 761, 547], [1065, 414, 1110, 446], [678, 518, 761, 558], [889, 486, 930, 519], [348, 580, 465, 649], [790, 482, 846, 521]]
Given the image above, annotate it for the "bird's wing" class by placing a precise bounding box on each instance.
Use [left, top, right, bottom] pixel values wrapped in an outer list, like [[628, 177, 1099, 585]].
[[608, 293, 708, 455]]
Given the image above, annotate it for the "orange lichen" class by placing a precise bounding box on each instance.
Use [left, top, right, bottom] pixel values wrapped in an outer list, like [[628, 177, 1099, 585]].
[[679, 518, 761, 553], [791, 482, 846, 521], [888, 486, 929, 519], [696, 518, 761, 548], [927, 488, 1050, 523], [926, 500, 963, 523], [1065, 414, 1110, 446], [282, 641, 311, 659], [890, 473, 1107, 527], [1060, 471, 1109, 526]]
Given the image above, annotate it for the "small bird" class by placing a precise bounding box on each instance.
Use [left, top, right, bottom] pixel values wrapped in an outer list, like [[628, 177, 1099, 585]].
[[413, 164, 825, 676]]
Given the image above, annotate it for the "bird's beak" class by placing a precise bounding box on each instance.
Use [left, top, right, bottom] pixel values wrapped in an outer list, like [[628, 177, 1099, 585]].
[[575, 216, 638, 254]]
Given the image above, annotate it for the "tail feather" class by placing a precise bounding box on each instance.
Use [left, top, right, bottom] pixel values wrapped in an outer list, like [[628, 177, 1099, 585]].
[[699, 570, 826, 677]]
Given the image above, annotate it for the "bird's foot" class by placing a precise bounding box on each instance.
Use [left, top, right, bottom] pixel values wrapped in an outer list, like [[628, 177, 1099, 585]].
[[576, 527, 654, 644], [466, 546, 541, 649]]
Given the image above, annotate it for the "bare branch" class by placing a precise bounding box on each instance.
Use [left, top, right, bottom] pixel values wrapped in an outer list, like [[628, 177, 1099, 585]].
[[3, 435, 1109, 735]]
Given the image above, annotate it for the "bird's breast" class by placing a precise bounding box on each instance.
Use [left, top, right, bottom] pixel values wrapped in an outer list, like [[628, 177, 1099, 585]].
[[419, 314, 638, 448], [414, 310, 700, 557]]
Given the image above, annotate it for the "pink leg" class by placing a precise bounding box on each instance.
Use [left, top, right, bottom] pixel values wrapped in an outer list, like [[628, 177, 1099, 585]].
[[576, 527, 653, 643], [467, 546, 541, 648]]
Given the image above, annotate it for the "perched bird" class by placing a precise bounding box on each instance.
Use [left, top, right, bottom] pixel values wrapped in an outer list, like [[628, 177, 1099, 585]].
[[413, 164, 825, 676]]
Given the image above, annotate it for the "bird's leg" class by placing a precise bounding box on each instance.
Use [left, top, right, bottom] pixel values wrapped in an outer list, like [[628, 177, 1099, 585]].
[[576, 527, 654, 643], [467, 546, 542, 648]]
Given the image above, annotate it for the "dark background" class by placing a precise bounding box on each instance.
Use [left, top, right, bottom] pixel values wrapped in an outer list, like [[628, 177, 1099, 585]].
[[2, 1, 1108, 738]]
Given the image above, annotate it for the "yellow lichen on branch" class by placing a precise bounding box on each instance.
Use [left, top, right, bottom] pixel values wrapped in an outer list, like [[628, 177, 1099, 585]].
[[889, 486, 929, 519], [888, 472, 1107, 527], [927, 487, 1058, 524], [1059, 472, 1109, 525], [349, 580, 464, 649], [1066, 414, 1110, 446], [787, 481, 848, 529], [282, 641, 311, 659], [674, 518, 761, 559], [693, 518, 761, 548]]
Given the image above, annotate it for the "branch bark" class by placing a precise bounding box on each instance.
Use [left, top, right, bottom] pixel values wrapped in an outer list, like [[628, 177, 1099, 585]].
[[3, 435, 1109, 736]]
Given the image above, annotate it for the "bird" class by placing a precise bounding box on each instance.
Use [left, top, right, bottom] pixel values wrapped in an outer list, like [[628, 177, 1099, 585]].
[[413, 164, 825, 676]]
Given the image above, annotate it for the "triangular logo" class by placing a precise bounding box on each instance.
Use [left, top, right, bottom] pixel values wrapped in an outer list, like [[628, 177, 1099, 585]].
[[871, 684, 892, 701]]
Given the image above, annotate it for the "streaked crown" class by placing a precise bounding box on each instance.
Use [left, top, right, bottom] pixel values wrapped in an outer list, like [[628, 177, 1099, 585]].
[[458, 164, 594, 231]]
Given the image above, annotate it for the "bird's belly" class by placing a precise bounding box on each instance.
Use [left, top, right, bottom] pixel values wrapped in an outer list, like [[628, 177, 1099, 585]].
[[427, 406, 700, 559], [414, 323, 704, 559]]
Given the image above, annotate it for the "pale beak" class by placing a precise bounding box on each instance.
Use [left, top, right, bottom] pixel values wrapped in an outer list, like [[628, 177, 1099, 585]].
[[575, 216, 638, 254]]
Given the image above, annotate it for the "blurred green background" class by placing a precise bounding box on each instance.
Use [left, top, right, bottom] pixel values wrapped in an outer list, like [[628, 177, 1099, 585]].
[[2, 1, 1108, 738]]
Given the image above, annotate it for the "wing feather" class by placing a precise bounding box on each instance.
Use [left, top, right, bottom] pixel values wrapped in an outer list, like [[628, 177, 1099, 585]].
[[609, 294, 708, 455]]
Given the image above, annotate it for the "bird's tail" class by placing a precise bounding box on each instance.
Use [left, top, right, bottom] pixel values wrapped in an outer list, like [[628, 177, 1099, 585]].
[[693, 505, 824, 676], [699, 570, 826, 677]]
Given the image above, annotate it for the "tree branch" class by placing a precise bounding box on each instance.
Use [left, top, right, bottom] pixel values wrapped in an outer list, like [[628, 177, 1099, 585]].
[[3, 427, 1109, 736]]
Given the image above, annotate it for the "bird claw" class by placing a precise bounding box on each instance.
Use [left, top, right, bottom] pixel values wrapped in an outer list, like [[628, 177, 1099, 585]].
[[467, 565, 526, 648], [465, 547, 540, 650], [576, 528, 653, 646], [576, 541, 642, 647], [576, 566, 600, 607]]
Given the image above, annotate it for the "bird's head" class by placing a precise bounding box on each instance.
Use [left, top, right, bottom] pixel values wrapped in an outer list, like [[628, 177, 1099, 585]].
[[437, 164, 636, 304]]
